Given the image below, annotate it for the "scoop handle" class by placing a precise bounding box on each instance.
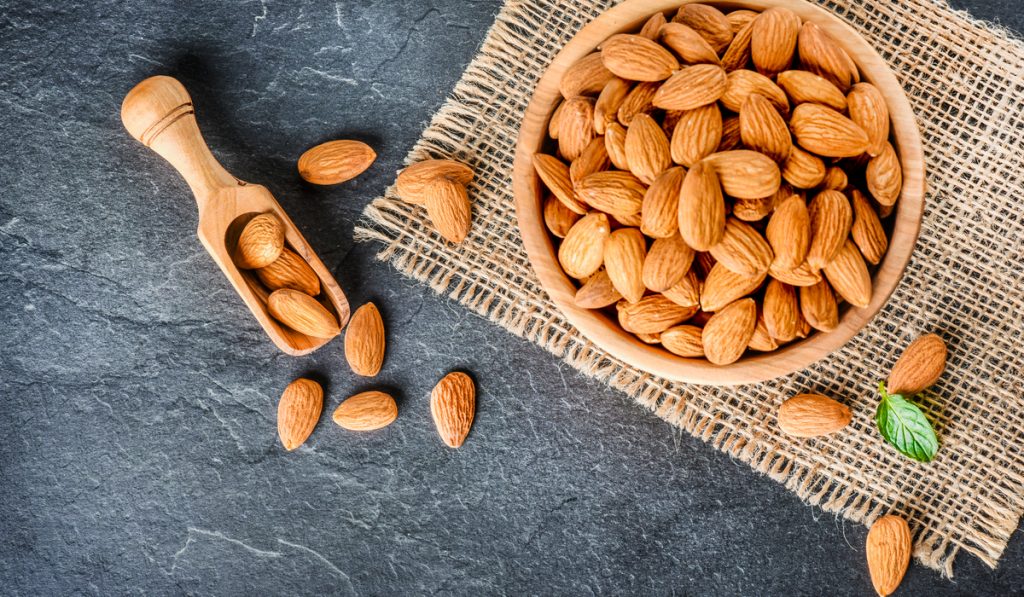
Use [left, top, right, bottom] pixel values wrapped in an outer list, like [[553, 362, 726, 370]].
[[121, 75, 238, 205]]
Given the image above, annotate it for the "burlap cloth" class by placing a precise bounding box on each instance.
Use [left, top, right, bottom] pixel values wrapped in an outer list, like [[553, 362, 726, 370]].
[[356, 0, 1024, 575]]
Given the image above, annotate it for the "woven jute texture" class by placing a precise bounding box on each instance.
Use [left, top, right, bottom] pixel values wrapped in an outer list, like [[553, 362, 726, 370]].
[[356, 0, 1024, 575]]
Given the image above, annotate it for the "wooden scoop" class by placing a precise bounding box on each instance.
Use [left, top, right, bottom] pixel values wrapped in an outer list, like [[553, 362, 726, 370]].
[[121, 75, 350, 356]]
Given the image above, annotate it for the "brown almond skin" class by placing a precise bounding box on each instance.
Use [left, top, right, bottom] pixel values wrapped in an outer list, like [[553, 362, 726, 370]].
[[739, 93, 792, 163], [767, 194, 811, 270], [559, 52, 615, 99], [790, 103, 870, 158], [652, 64, 728, 111], [234, 213, 285, 270], [643, 234, 695, 292], [543, 194, 581, 238], [298, 140, 376, 185], [605, 122, 631, 170], [701, 263, 767, 312], [333, 390, 398, 431], [570, 137, 611, 185], [345, 302, 386, 377], [267, 289, 340, 339], [708, 218, 773, 277], [867, 142, 903, 207], [624, 113, 672, 184], [424, 178, 472, 244], [674, 3, 733, 53], [721, 69, 789, 113], [800, 280, 839, 332], [431, 372, 476, 448], [847, 82, 890, 157], [888, 333, 947, 395], [661, 325, 705, 357], [798, 21, 858, 91], [594, 78, 631, 135], [641, 167, 685, 238], [750, 7, 801, 77], [777, 70, 847, 111], [601, 34, 679, 81], [604, 228, 647, 304], [720, 20, 753, 72], [638, 12, 667, 40], [823, 240, 872, 308], [533, 153, 587, 214], [777, 393, 851, 437], [278, 378, 323, 451], [678, 160, 726, 251], [763, 279, 802, 342], [705, 150, 782, 200], [769, 260, 822, 287], [617, 81, 660, 126], [395, 159, 474, 205], [807, 189, 853, 271], [670, 104, 722, 168], [574, 269, 623, 309], [662, 269, 702, 308], [577, 171, 647, 219], [748, 312, 779, 352], [702, 298, 757, 365], [866, 515, 912, 597], [557, 97, 596, 162], [256, 248, 321, 296], [616, 295, 698, 334], [850, 188, 889, 264], [726, 9, 758, 33], [559, 212, 610, 279], [658, 22, 720, 65], [782, 146, 827, 189], [821, 166, 848, 191]]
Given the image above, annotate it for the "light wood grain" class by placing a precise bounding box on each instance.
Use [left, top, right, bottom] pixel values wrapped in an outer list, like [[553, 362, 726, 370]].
[[512, 0, 925, 385], [122, 76, 350, 356]]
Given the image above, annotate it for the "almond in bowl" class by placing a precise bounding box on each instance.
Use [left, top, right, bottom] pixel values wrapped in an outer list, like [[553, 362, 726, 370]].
[[512, 0, 925, 385]]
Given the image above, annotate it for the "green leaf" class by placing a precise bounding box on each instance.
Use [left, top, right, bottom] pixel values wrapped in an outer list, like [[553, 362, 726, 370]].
[[875, 381, 938, 462]]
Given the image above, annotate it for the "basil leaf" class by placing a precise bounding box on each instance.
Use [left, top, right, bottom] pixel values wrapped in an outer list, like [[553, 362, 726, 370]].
[[875, 382, 938, 462]]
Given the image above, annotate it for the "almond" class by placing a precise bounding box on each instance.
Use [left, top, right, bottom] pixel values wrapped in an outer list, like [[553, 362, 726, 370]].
[[594, 77, 631, 134], [658, 22, 720, 65], [847, 82, 890, 157], [234, 213, 285, 269], [344, 302, 386, 376], [662, 269, 702, 308], [636, 332, 662, 344], [277, 378, 323, 451], [424, 178, 472, 243], [661, 325, 705, 357], [769, 260, 822, 287], [777, 393, 851, 437], [748, 311, 780, 351], [332, 390, 398, 431], [560, 52, 616, 98], [569, 137, 611, 185], [670, 104, 722, 167], [790, 103, 870, 157], [732, 194, 776, 222], [601, 34, 679, 81], [604, 228, 647, 303], [559, 212, 610, 279], [395, 159, 474, 205], [641, 166, 685, 238], [661, 109, 685, 137], [673, 3, 733, 53], [574, 268, 623, 309], [866, 515, 912, 597], [781, 146, 827, 189], [652, 64, 728, 111], [800, 279, 839, 332], [750, 7, 800, 77], [739, 93, 792, 162], [611, 210, 643, 228], [866, 142, 903, 206], [576, 171, 646, 219], [718, 115, 742, 151], [548, 100, 564, 140], [617, 295, 698, 334], [256, 248, 321, 296], [776, 70, 847, 111], [543, 194, 581, 238], [617, 81, 659, 125], [702, 298, 757, 365], [720, 20, 753, 72], [533, 153, 587, 214], [557, 97, 596, 162], [625, 113, 672, 184], [678, 160, 726, 250], [430, 372, 476, 448], [807, 189, 853, 271], [639, 11, 668, 40], [721, 69, 789, 113], [888, 333, 947, 395], [726, 9, 758, 33], [798, 21, 859, 91], [709, 218, 773, 276], [821, 166, 848, 191], [850, 188, 888, 264], [704, 150, 782, 199], [763, 279, 801, 342], [701, 263, 767, 312], [767, 193, 811, 269], [643, 234, 695, 292], [604, 122, 631, 169], [267, 289, 340, 338], [298, 140, 376, 185], [823, 240, 872, 308]]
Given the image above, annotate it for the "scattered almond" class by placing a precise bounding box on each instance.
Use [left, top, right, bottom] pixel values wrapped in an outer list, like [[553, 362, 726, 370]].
[[430, 372, 476, 448], [395, 159, 474, 205], [345, 302, 386, 377], [777, 393, 851, 437], [297, 140, 375, 185], [888, 333, 947, 395], [277, 378, 323, 451], [866, 515, 912, 597], [333, 390, 398, 431]]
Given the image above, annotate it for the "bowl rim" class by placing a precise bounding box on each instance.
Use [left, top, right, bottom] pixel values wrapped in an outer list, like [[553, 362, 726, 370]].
[[512, 0, 926, 385]]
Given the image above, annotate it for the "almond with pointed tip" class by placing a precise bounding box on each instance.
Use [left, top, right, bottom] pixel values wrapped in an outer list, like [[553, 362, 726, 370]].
[[543, 194, 581, 238], [798, 21, 858, 90], [430, 372, 476, 448], [570, 137, 611, 185], [704, 150, 782, 199], [576, 171, 646, 219], [557, 97, 595, 162], [658, 22, 720, 65], [867, 142, 903, 206], [559, 212, 610, 279], [866, 515, 912, 597], [726, 9, 758, 32], [652, 65, 728, 111], [763, 279, 802, 342], [395, 159, 474, 205], [643, 234, 695, 292], [673, 3, 733, 53], [720, 69, 789, 113], [298, 140, 375, 185], [641, 166, 685, 238], [661, 325, 705, 357], [767, 193, 810, 269], [790, 103, 870, 158], [533, 153, 586, 214], [777, 70, 847, 111], [769, 260, 822, 287], [617, 81, 659, 126], [574, 269, 623, 309], [601, 34, 679, 81], [777, 393, 851, 437], [333, 390, 398, 431], [799, 279, 839, 332], [604, 228, 647, 304], [821, 166, 848, 191], [781, 146, 827, 189], [257, 247, 321, 296], [702, 298, 757, 365], [739, 93, 792, 163], [559, 52, 615, 98], [708, 218, 773, 276], [720, 20, 753, 72], [823, 240, 872, 308], [638, 11, 668, 40], [662, 269, 702, 308], [888, 333, 947, 396], [670, 104, 722, 168], [678, 160, 726, 251], [850, 188, 888, 264], [847, 82, 890, 157], [701, 263, 767, 312], [277, 378, 323, 451], [748, 311, 779, 351], [807, 189, 853, 271], [625, 113, 672, 184], [344, 302, 386, 376], [604, 122, 631, 170], [750, 7, 800, 77], [234, 213, 285, 269], [267, 289, 340, 338], [617, 295, 698, 334], [593, 77, 631, 134], [424, 178, 472, 244]]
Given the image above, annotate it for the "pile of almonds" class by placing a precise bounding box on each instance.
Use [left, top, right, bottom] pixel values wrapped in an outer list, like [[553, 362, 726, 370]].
[[535, 3, 902, 365], [273, 140, 478, 452]]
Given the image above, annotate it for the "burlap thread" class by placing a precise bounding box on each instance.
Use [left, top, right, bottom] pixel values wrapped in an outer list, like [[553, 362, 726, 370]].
[[356, 0, 1024, 575]]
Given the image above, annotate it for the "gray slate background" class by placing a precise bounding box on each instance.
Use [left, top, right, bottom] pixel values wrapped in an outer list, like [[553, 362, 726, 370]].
[[1, 1, 1021, 594]]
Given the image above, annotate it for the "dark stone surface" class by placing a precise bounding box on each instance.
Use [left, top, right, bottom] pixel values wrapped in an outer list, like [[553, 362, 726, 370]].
[[0, 1, 1020, 594]]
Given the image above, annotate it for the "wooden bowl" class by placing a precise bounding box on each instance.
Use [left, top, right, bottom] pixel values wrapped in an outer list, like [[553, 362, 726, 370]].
[[512, 0, 925, 385]]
